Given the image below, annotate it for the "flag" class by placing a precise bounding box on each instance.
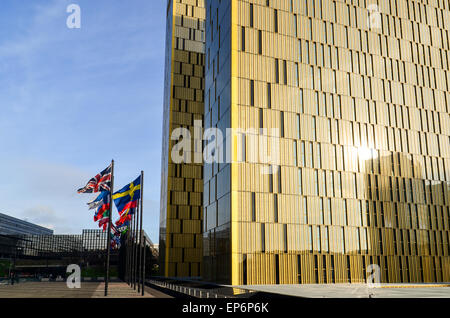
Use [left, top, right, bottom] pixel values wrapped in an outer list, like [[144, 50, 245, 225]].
[[77, 164, 112, 193], [110, 237, 119, 249], [111, 224, 120, 236], [112, 175, 141, 215], [98, 214, 110, 231], [111, 234, 121, 249], [88, 192, 111, 231], [116, 220, 130, 234], [117, 200, 138, 216], [87, 191, 108, 210], [115, 210, 132, 227], [93, 200, 110, 222], [97, 207, 111, 231], [110, 226, 121, 249], [93, 191, 110, 222]]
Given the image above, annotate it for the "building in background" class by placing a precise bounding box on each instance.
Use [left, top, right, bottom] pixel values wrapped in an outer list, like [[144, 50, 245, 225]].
[[0, 212, 53, 236], [0, 229, 115, 259], [202, 0, 450, 285], [0, 229, 154, 280], [82, 229, 107, 251], [159, 0, 206, 278]]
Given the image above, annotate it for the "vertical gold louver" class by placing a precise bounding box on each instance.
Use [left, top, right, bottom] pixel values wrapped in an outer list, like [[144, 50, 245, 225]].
[[203, 0, 450, 285]]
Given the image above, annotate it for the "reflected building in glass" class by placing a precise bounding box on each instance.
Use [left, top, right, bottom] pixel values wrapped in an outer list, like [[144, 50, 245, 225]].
[[202, 0, 450, 285], [159, 0, 206, 278]]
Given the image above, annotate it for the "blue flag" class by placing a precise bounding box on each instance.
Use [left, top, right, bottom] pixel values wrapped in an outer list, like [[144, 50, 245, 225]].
[[112, 176, 141, 215]]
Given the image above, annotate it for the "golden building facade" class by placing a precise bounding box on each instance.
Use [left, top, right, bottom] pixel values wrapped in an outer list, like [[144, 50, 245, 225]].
[[160, 0, 206, 278], [203, 0, 450, 285]]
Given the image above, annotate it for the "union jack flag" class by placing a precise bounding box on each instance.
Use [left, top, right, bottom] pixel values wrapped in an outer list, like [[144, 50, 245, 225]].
[[77, 164, 112, 193]]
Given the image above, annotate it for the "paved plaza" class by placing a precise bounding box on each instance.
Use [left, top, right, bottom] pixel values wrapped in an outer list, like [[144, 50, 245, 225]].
[[0, 282, 172, 298], [235, 283, 450, 298]]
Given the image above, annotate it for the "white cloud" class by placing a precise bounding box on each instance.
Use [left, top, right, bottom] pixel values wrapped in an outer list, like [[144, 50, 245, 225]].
[[0, 158, 97, 234], [21, 206, 60, 230]]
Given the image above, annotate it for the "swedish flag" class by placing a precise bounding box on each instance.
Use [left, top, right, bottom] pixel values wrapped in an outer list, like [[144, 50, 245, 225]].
[[112, 175, 141, 216]]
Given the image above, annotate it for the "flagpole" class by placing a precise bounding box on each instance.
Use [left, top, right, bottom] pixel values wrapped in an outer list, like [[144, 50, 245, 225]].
[[105, 159, 114, 297], [126, 221, 131, 285], [131, 206, 135, 289], [129, 214, 134, 286], [127, 213, 132, 286], [125, 214, 129, 284], [134, 199, 139, 290], [136, 199, 142, 293], [130, 210, 135, 288], [142, 237, 146, 296], [139, 170, 145, 296]]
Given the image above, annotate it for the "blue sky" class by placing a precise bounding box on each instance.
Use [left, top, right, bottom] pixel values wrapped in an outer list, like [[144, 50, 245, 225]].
[[0, 0, 167, 243]]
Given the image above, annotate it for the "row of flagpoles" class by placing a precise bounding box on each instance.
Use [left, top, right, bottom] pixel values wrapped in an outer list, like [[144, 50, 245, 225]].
[[125, 186, 146, 296], [77, 160, 146, 296]]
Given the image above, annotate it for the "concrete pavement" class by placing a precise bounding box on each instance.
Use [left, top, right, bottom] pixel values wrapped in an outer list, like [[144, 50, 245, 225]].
[[0, 282, 172, 298], [234, 283, 450, 298]]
